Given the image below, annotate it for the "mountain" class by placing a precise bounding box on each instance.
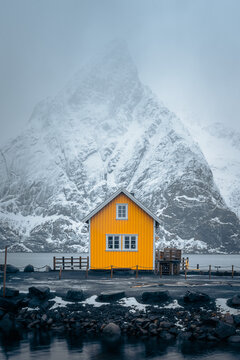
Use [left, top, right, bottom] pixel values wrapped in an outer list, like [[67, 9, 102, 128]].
[[0, 41, 239, 253], [180, 119, 240, 219]]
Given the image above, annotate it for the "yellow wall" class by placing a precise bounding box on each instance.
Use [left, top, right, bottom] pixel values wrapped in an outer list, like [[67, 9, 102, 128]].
[[90, 193, 154, 269]]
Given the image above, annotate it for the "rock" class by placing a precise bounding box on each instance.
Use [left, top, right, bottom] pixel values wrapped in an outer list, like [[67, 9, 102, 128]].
[[0, 287, 19, 298], [0, 313, 13, 333], [233, 315, 240, 326], [102, 322, 121, 340], [228, 335, 240, 343], [66, 290, 84, 301], [207, 335, 218, 342], [0, 297, 21, 312], [160, 331, 175, 341], [0, 264, 19, 273], [24, 264, 34, 272], [214, 321, 236, 339], [141, 291, 171, 304], [227, 295, 240, 308], [97, 291, 125, 302], [28, 286, 50, 299], [45, 265, 52, 272], [224, 313, 234, 325], [183, 291, 210, 303], [159, 321, 173, 329]]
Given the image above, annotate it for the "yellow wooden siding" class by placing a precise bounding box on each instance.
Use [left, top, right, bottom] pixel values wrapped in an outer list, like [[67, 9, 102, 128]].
[[90, 193, 154, 269]]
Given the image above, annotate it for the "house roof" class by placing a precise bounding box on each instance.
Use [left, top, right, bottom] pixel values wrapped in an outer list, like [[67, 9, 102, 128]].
[[81, 188, 161, 224]]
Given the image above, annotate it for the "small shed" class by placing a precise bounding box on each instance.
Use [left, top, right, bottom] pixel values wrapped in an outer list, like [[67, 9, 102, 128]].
[[82, 189, 160, 270]]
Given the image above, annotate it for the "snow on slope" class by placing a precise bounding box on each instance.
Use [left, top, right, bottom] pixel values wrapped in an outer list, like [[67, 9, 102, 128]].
[[0, 41, 239, 253], [181, 119, 240, 218]]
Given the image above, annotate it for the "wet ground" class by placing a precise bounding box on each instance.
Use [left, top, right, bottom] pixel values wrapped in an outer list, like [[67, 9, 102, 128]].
[[2, 271, 240, 300]]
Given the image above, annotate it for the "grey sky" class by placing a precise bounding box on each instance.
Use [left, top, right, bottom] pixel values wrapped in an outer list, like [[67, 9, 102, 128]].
[[0, 0, 240, 146]]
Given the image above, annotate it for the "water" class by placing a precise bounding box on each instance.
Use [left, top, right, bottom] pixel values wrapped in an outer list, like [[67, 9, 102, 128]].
[[0, 333, 240, 360], [0, 253, 239, 271]]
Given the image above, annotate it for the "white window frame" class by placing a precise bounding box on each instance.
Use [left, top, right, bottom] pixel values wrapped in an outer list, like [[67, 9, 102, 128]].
[[122, 234, 138, 251], [116, 203, 128, 220], [106, 234, 121, 251]]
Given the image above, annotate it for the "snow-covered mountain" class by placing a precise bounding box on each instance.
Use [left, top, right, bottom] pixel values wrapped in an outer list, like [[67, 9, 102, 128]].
[[180, 119, 240, 219], [0, 41, 239, 253]]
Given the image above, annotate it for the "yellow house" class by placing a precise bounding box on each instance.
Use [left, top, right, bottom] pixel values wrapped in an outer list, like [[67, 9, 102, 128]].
[[82, 189, 160, 270]]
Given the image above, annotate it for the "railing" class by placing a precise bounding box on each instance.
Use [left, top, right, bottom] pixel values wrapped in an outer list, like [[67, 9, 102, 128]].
[[53, 256, 89, 271]]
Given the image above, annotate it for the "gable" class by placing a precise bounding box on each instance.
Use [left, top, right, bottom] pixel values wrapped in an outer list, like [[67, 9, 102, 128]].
[[82, 188, 160, 224]]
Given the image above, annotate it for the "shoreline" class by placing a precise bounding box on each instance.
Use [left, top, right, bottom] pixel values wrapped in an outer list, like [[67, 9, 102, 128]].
[[0, 271, 240, 344]]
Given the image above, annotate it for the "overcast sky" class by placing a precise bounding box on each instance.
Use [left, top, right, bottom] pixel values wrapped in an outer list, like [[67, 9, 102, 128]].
[[0, 0, 240, 146]]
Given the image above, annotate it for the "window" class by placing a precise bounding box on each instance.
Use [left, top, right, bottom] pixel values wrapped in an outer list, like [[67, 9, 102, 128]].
[[123, 235, 138, 251], [106, 234, 138, 251], [116, 204, 128, 220], [106, 235, 120, 250]]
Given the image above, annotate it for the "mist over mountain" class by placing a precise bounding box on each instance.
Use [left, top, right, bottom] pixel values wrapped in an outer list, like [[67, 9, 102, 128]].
[[0, 42, 239, 253]]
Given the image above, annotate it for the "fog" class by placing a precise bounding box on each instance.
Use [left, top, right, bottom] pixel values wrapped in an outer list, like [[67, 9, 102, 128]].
[[0, 0, 240, 145]]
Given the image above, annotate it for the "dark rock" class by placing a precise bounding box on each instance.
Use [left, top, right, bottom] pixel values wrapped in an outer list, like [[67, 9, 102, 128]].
[[214, 321, 236, 339], [0, 313, 13, 333], [179, 331, 192, 340], [141, 291, 171, 304], [0, 297, 21, 312], [45, 266, 52, 272], [66, 290, 84, 301], [159, 321, 173, 329], [233, 315, 240, 326], [160, 330, 175, 341], [0, 287, 19, 298], [183, 291, 210, 303], [0, 264, 19, 273], [102, 322, 121, 339], [28, 286, 50, 299], [228, 335, 240, 343], [227, 295, 240, 308], [223, 313, 234, 325], [24, 264, 34, 272], [98, 291, 125, 302], [207, 335, 218, 342]]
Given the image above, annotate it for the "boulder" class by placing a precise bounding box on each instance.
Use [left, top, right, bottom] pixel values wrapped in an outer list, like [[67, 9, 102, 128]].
[[66, 290, 84, 301], [228, 335, 240, 343], [227, 295, 240, 308], [0, 287, 19, 298], [24, 264, 34, 272], [0, 313, 14, 334], [0, 264, 19, 273], [102, 322, 121, 339], [0, 297, 21, 312], [141, 291, 171, 303], [45, 266, 52, 272], [214, 321, 236, 339], [183, 291, 210, 303], [233, 315, 240, 326], [28, 286, 50, 299], [97, 290, 125, 302]]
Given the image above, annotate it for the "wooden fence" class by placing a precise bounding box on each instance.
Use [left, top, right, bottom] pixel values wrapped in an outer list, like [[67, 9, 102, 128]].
[[53, 256, 89, 271]]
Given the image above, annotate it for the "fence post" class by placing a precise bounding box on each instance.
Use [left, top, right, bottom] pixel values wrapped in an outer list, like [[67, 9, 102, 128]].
[[209, 265, 211, 279], [59, 266, 62, 280], [136, 265, 138, 278], [170, 263, 173, 276], [86, 263, 88, 279], [160, 263, 162, 278], [62, 256, 65, 270], [80, 256, 82, 269], [53, 256, 56, 271], [71, 256, 73, 270], [232, 265, 234, 278], [197, 264, 199, 270], [185, 268, 187, 280], [182, 258, 185, 270], [3, 246, 8, 298], [110, 265, 113, 279]]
